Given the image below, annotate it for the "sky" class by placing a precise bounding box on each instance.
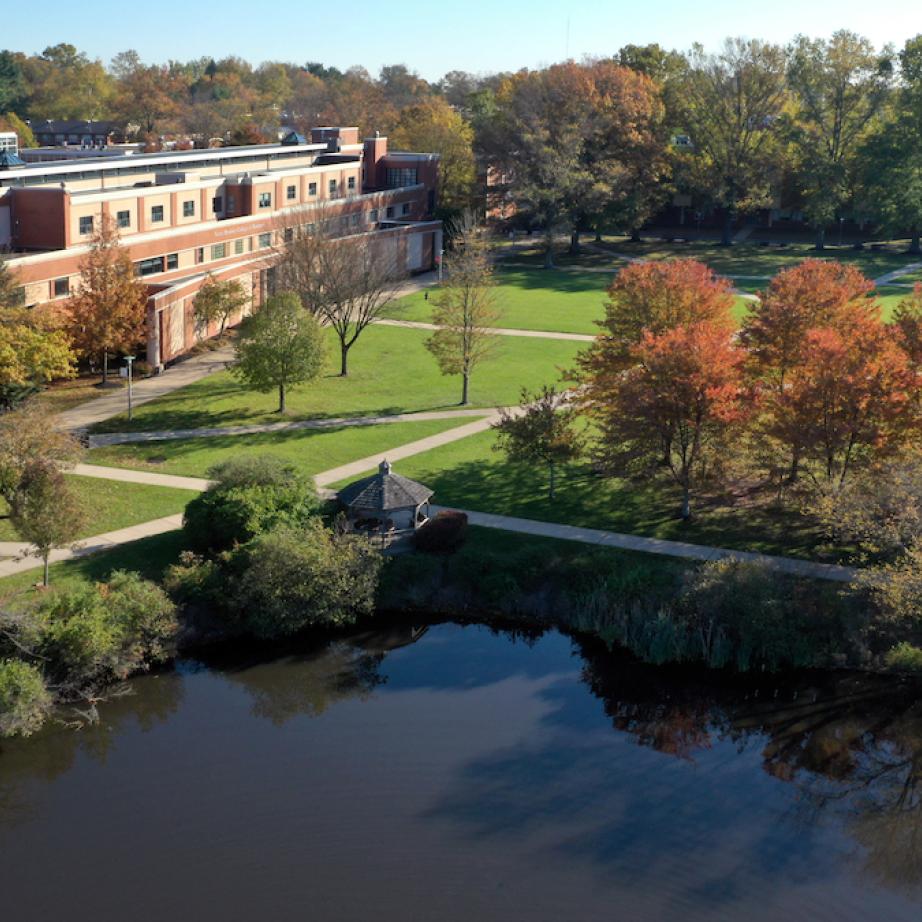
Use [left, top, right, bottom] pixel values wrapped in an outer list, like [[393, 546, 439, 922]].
[[6, 0, 922, 79]]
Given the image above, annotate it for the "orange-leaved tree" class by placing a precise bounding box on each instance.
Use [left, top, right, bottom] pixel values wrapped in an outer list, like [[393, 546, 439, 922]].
[[66, 214, 149, 384], [594, 321, 748, 519]]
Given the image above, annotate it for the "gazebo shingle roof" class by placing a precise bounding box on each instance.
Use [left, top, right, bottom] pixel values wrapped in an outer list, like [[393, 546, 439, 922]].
[[339, 460, 433, 512]]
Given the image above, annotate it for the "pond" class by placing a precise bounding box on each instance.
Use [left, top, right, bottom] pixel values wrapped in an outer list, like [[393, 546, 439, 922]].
[[1, 619, 921, 921]]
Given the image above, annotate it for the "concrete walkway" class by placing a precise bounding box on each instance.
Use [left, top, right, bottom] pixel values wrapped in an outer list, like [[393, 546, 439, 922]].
[[86, 408, 492, 448], [0, 514, 183, 579], [375, 318, 594, 343], [434, 507, 856, 582], [72, 463, 212, 492], [56, 347, 235, 432], [873, 262, 922, 286]]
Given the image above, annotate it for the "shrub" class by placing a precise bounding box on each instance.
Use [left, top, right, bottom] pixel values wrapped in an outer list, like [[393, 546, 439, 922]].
[[884, 642, 922, 673], [232, 521, 382, 638], [183, 454, 319, 553], [0, 659, 52, 738], [163, 551, 225, 606], [415, 510, 468, 554], [102, 570, 178, 668]]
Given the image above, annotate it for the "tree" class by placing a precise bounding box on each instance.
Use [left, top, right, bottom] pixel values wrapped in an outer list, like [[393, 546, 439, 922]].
[[9, 459, 85, 586], [591, 322, 747, 520], [192, 273, 250, 335], [0, 50, 26, 113], [677, 39, 787, 245], [110, 53, 184, 136], [0, 110, 35, 147], [231, 292, 326, 413], [391, 96, 476, 214], [424, 226, 500, 404], [23, 44, 113, 121], [0, 258, 22, 311], [275, 222, 403, 376], [785, 31, 894, 250], [578, 259, 737, 402], [0, 314, 75, 408], [493, 386, 582, 500], [0, 659, 51, 739], [65, 215, 149, 385]]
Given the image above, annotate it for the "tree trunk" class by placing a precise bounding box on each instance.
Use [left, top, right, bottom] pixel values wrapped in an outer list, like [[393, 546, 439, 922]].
[[814, 225, 825, 251], [101, 350, 109, 385], [43, 554, 50, 588], [680, 486, 691, 520], [460, 372, 469, 406], [909, 224, 921, 255], [544, 241, 555, 269], [630, 229, 642, 243], [569, 227, 581, 256], [720, 210, 733, 247], [548, 462, 556, 502], [278, 382, 286, 413], [595, 229, 602, 242], [340, 341, 349, 376]]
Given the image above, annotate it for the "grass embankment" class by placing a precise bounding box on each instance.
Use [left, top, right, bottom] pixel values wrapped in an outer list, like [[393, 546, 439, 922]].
[[335, 426, 845, 562], [86, 417, 485, 479], [90, 325, 580, 434], [0, 475, 199, 543]]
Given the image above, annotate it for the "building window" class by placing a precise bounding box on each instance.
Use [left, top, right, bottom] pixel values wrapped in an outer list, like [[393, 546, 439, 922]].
[[258, 232, 272, 248], [369, 208, 379, 223], [79, 215, 94, 235], [308, 182, 317, 196], [234, 239, 244, 255], [385, 167, 418, 188], [195, 247, 204, 264], [227, 195, 236, 212], [211, 243, 226, 260], [53, 277, 69, 297], [183, 200, 195, 217], [328, 179, 338, 195], [283, 227, 294, 243], [166, 253, 178, 270], [402, 203, 411, 216], [347, 175, 356, 191], [151, 205, 164, 223], [136, 256, 164, 277], [212, 196, 223, 213], [386, 206, 394, 219], [116, 210, 131, 229], [258, 192, 271, 208], [351, 213, 360, 227], [286, 184, 297, 201]]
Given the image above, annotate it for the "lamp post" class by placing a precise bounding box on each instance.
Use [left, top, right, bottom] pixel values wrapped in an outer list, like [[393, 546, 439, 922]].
[[124, 354, 135, 421], [437, 249, 444, 283]]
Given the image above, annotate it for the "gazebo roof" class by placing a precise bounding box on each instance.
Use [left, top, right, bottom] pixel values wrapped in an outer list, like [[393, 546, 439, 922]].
[[0, 150, 25, 170], [339, 459, 433, 512]]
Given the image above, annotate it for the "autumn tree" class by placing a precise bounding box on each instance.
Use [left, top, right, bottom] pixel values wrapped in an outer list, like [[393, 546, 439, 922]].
[[0, 259, 23, 311], [66, 215, 148, 385], [22, 44, 113, 121], [10, 459, 85, 587], [110, 50, 184, 136], [0, 311, 75, 408], [192, 273, 250, 335], [231, 292, 326, 413], [424, 226, 500, 405], [676, 39, 787, 245], [391, 96, 476, 214], [785, 31, 894, 250], [274, 221, 404, 376], [592, 322, 747, 519], [493, 386, 581, 500]]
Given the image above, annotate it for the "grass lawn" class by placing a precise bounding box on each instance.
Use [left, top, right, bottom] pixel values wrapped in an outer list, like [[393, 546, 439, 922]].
[[86, 417, 485, 479], [33, 376, 113, 414], [90, 324, 581, 434], [334, 427, 843, 562], [0, 475, 200, 543], [0, 530, 188, 605]]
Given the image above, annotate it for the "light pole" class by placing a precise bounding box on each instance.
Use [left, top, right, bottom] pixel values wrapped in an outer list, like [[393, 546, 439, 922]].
[[437, 249, 444, 283], [124, 354, 135, 421]]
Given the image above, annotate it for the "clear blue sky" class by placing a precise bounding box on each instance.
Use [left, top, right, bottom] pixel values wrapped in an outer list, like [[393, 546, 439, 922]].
[[7, 0, 922, 79]]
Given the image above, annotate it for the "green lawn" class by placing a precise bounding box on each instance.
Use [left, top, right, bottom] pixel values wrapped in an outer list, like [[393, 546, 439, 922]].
[[334, 427, 842, 562], [90, 325, 581, 434], [0, 475, 199, 543], [86, 417, 484, 479], [0, 530, 188, 605]]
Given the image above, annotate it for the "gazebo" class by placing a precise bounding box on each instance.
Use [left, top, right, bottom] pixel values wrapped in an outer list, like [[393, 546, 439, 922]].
[[338, 460, 433, 539]]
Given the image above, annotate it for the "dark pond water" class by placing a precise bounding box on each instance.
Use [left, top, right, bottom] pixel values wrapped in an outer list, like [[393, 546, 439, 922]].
[[1, 620, 922, 921]]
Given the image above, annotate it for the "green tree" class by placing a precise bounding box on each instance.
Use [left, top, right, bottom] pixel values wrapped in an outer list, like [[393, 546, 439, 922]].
[[0, 659, 51, 739], [9, 459, 86, 586], [493, 386, 582, 500], [0, 51, 26, 113], [786, 31, 894, 250], [424, 225, 500, 405], [192, 273, 250, 335], [677, 39, 787, 245], [231, 292, 326, 412], [0, 258, 22, 311], [0, 304, 75, 408]]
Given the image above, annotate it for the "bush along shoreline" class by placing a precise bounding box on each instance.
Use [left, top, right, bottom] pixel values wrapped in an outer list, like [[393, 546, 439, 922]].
[[4, 453, 922, 740]]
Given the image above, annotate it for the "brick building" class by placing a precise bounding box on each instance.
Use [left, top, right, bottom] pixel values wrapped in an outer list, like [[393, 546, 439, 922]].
[[0, 127, 441, 368]]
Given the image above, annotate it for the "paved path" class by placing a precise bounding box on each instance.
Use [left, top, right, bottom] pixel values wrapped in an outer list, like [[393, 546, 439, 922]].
[[72, 463, 212, 492], [56, 347, 235, 432], [87, 408, 492, 448], [376, 318, 594, 343], [873, 262, 922, 286], [0, 515, 183, 579]]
